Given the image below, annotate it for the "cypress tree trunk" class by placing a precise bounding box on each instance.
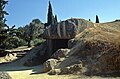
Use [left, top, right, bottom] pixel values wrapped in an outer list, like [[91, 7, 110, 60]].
[[28, 40, 31, 47]]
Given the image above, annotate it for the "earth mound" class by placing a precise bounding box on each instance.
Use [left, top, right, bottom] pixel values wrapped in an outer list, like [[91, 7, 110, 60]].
[[7, 18, 120, 76], [42, 19, 120, 75]]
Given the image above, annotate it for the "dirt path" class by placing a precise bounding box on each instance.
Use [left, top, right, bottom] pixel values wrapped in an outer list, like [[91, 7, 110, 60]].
[[0, 64, 119, 79], [9, 70, 78, 79], [0, 64, 79, 79]]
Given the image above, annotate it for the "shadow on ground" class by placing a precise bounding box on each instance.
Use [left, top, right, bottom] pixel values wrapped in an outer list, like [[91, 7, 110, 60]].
[[0, 62, 43, 74]]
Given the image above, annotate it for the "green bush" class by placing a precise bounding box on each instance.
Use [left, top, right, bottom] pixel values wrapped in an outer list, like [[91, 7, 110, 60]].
[[4, 37, 27, 49], [32, 38, 45, 46], [18, 38, 27, 46]]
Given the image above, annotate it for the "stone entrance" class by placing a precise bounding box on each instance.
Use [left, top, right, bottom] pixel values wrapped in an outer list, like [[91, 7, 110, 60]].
[[51, 39, 69, 54], [46, 39, 70, 56]]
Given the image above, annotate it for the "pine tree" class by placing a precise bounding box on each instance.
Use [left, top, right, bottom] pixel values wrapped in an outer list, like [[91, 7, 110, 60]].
[[0, 0, 16, 49], [54, 15, 58, 24], [0, 0, 9, 48], [96, 15, 99, 23], [0, 0, 8, 31], [47, 1, 54, 26]]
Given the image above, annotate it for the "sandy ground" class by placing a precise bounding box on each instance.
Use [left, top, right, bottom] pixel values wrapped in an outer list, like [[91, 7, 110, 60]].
[[0, 63, 119, 79], [5, 46, 33, 52], [9, 70, 78, 79], [0, 64, 79, 79], [0, 46, 119, 79]]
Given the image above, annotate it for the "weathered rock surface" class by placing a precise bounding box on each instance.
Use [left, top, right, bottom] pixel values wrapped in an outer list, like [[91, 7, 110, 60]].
[[23, 42, 48, 66], [96, 45, 120, 73], [9, 42, 49, 66], [48, 63, 83, 75], [46, 19, 120, 75], [48, 69, 61, 75], [51, 49, 70, 60], [60, 63, 83, 75], [68, 39, 77, 48], [0, 72, 12, 79], [43, 18, 94, 39], [42, 58, 58, 73]]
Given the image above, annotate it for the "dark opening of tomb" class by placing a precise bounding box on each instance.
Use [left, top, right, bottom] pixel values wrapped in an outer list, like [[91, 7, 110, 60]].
[[52, 39, 69, 53], [0, 50, 7, 57]]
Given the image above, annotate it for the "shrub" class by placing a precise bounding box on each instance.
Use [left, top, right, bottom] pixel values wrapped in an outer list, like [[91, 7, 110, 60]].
[[4, 36, 27, 49], [32, 38, 45, 46]]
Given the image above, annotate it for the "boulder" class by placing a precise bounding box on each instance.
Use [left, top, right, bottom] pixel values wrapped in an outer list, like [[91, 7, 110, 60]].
[[14, 42, 49, 66], [42, 59, 58, 73], [0, 72, 12, 79], [51, 49, 70, 60], [59, 63, 83, 75], [60, 67, 70, 75]]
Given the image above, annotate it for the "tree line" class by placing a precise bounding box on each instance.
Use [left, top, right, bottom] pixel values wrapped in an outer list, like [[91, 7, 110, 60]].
[[0, 0, 45, 49]]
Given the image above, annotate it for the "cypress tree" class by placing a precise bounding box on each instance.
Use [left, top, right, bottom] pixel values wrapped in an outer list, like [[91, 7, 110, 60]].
[[54, 15, 58, 24], [96, 15, 99, 23], [47, 1, 54, 26], [89, 19, 91, 21]]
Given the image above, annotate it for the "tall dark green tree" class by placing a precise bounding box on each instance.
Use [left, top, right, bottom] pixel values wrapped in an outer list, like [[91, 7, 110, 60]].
[[0, 0, 9, 30], [0, 0, 16, 49], [96, 15, 99, 23], [54, 15, 58, 24], [47, 1, 54, 26], [0, 0, 9, 48], [89, 19, 91, 21]]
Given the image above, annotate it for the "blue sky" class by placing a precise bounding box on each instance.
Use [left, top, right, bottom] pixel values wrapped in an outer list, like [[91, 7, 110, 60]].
[[5, 0, 120, 27]]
